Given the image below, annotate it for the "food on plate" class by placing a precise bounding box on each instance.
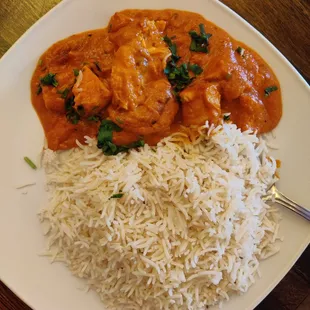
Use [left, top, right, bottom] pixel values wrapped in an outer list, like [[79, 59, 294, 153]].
[[24, 156, 37, 170], [41, 123, 281, 309], [32, 9, 282, 309], [31, 9, 282, 152]]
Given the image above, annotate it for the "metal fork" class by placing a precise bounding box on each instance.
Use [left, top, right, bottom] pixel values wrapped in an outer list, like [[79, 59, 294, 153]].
[[263, 184, 310, 221]]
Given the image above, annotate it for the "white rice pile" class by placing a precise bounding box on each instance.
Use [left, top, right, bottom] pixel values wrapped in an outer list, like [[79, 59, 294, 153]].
[[40, 122, 281, 309]]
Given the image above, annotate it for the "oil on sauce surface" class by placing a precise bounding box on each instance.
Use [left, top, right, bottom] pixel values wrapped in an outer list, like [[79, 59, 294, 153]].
[[31, 9, 282, 151]]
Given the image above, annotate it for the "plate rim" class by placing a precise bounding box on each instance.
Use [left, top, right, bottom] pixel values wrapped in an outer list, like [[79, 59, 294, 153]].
[[0, 1, 309, 310]]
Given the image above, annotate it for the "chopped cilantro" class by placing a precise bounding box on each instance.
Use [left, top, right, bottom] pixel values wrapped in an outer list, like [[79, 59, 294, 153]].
[[110, 193, 124, 199], [57, 88, 70, 99], [163, 36, 180, 63], [264, 86, 278, 97], [97, 120, 122, 147], [36, 84, 42, 95], [164, 62, 203, 100], [163, 36, 203, 101], [65, 96, 74, 111], [64, 96, 80, 124], [189, 24, 212, 53], [223, 114, 230, 121], [40, 73, 58, 87], [76, 105, 85, 115], [165, 62, 194, 94], [94, 62, 101, 71], [24, 157, 37, 170], [188, 63, 203, 75], [236, 46, 245, 57], [73, 69, 79, 77], [97, 120, 144, 155]]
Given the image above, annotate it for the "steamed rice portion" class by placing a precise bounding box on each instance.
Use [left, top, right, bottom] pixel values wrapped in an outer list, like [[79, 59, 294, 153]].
[[40, 123, 281, 310]]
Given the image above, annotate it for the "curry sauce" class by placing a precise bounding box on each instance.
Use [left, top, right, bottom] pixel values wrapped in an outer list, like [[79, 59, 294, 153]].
[[31, 9, 282, 151]]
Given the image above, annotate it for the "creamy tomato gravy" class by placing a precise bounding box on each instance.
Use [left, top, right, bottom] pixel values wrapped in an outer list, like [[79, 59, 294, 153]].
[[31, 9, 282, 151]]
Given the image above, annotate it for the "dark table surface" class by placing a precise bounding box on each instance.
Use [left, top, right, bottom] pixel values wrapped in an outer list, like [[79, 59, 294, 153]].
[[0, 0, 309, 309]]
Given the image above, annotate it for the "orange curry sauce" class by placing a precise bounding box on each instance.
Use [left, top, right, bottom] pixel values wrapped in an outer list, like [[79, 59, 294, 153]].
[[31, 10, 282, 151]]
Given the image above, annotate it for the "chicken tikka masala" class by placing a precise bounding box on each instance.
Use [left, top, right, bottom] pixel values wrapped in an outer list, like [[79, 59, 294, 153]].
[[31, 9, 282, 154]]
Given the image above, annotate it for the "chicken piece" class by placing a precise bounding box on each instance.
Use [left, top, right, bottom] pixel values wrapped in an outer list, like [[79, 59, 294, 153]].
[[108, 13, 139, 48], [110, 38, 145, 111], [203, 58, 231, 81], [233, 93, 269, 132], [42, 71, 75, 113], [109, 80, 178, 135], [180, 81, 221, 126], [72, 66, 111, 116], [109, 12, 134, 33], [108, 21, 178, 135], [221, 65, 251, 100], [155, 20, 167, 32], [42, 87, 66, 114]]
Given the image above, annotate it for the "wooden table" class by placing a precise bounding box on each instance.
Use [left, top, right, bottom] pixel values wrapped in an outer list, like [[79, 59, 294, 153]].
[[0, 0, 309, 309]]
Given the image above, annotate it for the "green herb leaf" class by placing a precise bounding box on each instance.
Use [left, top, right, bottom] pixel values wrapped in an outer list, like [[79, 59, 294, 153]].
[[67, 112, 80, 124], [97, 120, 122, 149], [264, 85, 278, 97], [236, 46, 245, 57], [163, 36, 203, 102], [40, 73, 58, 87], [57, 88, 70, 99], [94, 61, 101, 71], [223, 114, 230, 121], [110, 193, 124, 199], [36, 84, 42, 95], [189, 24, 212, 53], [165, 62, 194, 94], [65, 96, 74, 111], [73, 69, 79, 77], [188, 63, 203, 75], [38, 59, 43, 66], [64, 96, 81, 124], [77, 105, 85, 116], [163, 36, 180, 63], [24, 157, 37, 170], [97, 120, 144, 155]]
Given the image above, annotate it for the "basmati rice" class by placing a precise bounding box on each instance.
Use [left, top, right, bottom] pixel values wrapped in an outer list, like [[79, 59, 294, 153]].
[[39, 122, 281, 309]]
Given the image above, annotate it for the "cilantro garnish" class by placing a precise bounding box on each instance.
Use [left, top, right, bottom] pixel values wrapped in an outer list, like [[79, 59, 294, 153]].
[[109, 193, 124, 199], [40, 73, 58, 87], [163, 36, 203, 101], [189, 24, 212, 53], [57, 88, 70, 99], [64, 96, 80, 125], [73, 69, 79, 77], [264, 86, 278, 97], [97, 120, 144, 156]]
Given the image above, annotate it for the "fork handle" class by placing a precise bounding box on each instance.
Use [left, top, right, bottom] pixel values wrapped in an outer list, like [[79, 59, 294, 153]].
[[275, 191, 310, 221]]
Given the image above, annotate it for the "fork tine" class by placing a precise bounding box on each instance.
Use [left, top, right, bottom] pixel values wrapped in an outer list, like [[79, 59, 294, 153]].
[[273, 188, 310, 221]]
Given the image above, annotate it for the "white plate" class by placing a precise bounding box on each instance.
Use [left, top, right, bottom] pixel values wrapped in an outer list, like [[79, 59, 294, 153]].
[[0, 0, 309, 309]]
